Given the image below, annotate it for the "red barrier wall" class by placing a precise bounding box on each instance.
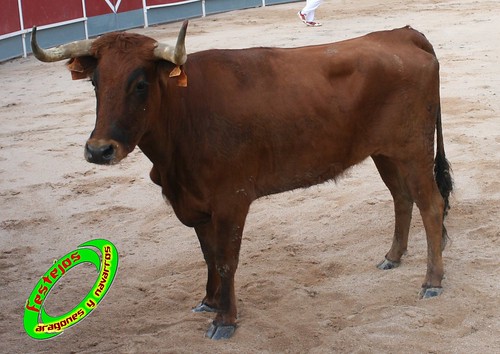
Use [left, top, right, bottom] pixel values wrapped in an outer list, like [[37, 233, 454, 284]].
[[1, 0, 21, 35], [22, 0, 84, 28]]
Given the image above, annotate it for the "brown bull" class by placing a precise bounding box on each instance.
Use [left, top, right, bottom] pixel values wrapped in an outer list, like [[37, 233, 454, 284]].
[[31, 21, 452, 340]]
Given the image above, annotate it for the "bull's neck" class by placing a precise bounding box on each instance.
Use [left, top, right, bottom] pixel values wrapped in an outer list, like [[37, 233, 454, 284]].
[[138, 81, 191, 177], [138, 115, 174, 170]]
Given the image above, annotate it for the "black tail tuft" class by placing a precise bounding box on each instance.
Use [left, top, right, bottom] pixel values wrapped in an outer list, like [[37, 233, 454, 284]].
[[434, 104, 453, 249], [434, 152, 453, 216]]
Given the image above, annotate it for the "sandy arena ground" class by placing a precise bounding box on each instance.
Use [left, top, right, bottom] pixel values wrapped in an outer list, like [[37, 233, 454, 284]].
[[1, 0, 499, 352]]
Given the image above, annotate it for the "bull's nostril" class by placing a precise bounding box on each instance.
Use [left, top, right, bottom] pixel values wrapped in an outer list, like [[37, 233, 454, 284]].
[[85, 142, 116, 164], [102, 145, 115, 159]]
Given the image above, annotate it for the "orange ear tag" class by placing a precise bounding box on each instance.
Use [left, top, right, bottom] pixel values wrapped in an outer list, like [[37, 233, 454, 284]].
[[169, 66, 188, 87]]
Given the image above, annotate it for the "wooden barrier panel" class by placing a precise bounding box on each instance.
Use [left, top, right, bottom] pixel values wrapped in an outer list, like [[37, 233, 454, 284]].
[[0, 0, 21, 36], [22, 0, 84, 28]]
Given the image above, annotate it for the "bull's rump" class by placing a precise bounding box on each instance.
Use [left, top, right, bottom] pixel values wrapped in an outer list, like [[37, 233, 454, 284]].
[[175, 26, 439, 196]]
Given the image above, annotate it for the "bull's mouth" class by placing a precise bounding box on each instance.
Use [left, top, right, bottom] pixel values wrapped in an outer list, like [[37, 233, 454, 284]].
[[84, 139, 129, 165]]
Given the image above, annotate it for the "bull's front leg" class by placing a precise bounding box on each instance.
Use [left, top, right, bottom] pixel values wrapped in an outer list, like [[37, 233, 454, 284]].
[[193, 204, 249, 340], [193, 224, 221, 313]]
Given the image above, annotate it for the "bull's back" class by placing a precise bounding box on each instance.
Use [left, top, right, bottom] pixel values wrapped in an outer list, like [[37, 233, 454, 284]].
[[185, 26, 437, 120]]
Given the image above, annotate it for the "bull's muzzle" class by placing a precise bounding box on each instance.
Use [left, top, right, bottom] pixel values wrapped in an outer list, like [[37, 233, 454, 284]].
[[85, 139, 126, 165]]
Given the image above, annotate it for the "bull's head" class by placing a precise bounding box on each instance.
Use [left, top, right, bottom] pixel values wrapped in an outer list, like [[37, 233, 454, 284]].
[[31, 21, 188, 165]]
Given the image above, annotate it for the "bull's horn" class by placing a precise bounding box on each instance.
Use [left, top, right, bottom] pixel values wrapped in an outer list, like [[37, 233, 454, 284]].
[[153, 20, 188, 65], [31, 26, 95, 62]]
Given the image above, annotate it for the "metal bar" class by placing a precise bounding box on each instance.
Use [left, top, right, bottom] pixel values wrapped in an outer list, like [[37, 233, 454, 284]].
[[82, 0, 89, 39], [17, 0, 26, 57], [28, 18, 88, 31], [142, 0, 149, 27], [145, 0, 200, 11], [0, 17, 89, 42]]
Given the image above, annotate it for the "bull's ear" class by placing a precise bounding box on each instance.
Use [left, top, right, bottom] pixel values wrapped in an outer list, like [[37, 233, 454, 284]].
[[67, 57, 97, 80]]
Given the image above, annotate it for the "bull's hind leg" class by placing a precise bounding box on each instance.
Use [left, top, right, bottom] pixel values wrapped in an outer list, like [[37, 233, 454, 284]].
[[372, 155, 414, 270], [405, 162, 446, 298]]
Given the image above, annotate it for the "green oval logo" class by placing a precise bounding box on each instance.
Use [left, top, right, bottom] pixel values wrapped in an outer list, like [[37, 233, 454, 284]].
[[24, 239, 118, 339]]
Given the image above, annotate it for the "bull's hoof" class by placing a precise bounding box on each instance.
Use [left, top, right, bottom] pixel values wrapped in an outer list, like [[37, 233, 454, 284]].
[[419, 287, 443, 298], [206, 321, 236, 340], [192, 302, 217, 313], [376, 258, 400, 270]]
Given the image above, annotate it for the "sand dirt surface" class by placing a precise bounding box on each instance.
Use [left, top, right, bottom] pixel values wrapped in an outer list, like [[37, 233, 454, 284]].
[[1, 0, 499, 353]]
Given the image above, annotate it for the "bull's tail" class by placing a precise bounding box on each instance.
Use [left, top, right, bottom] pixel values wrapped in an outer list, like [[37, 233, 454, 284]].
[[434, 104, 453, 248]]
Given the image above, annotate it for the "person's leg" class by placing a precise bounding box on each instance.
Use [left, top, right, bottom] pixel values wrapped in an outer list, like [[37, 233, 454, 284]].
[[301, 0, 323, 22]]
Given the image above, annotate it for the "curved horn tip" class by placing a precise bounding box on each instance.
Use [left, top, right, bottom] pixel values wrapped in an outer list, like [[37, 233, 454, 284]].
[[31, 26, 42, 50], [30, 26, 50, 62], [173, 20, 188, 65], [178, 20, 188, 44], [151, 20, 188, 65], [30, 26, 38, 46]]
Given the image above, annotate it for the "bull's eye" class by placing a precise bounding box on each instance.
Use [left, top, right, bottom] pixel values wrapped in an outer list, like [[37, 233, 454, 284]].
[[135, 81, 149, 93]]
